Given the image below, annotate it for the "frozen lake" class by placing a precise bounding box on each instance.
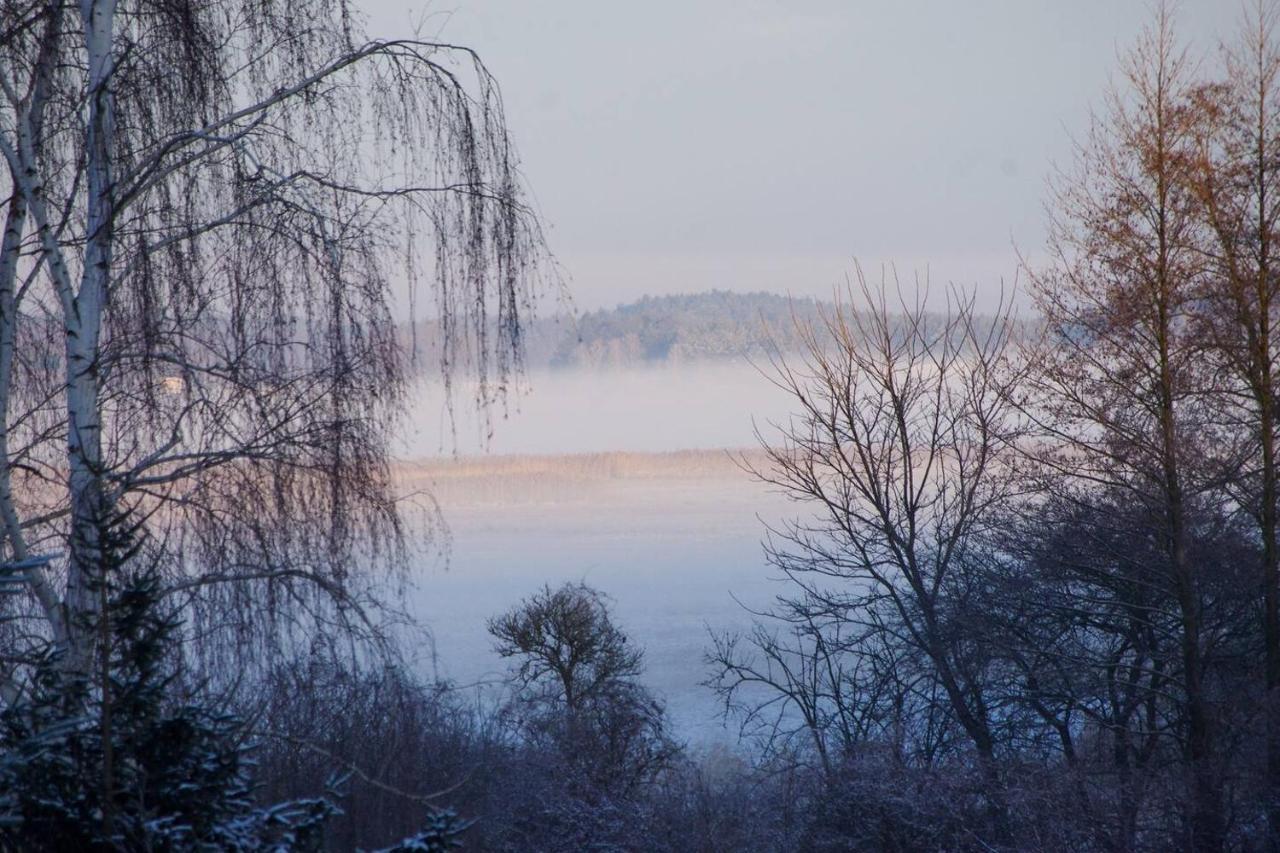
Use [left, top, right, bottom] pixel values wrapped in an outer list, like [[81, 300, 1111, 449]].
[[396, 362, 810, 743], [397, 449, 797, 745]]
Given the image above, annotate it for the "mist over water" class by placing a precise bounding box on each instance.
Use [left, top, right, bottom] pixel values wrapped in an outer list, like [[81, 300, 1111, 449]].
[[395, 362, 803, 743], [397, 360, 795, 457]]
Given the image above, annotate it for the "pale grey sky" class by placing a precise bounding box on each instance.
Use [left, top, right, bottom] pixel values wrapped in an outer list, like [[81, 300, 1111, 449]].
[[366, 1, 1234, 311]]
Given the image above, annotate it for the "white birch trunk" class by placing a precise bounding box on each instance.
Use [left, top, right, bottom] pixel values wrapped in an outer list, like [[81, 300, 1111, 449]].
[[0, 2, 70, 663], [62, 0, 117, 673]]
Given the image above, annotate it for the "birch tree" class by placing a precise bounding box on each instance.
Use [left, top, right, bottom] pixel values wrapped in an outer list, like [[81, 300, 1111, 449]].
[[0, 0, 547, 695]]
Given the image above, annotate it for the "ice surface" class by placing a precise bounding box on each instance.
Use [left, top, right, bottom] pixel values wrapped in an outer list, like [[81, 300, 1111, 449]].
[[397, 364, 809, 743]]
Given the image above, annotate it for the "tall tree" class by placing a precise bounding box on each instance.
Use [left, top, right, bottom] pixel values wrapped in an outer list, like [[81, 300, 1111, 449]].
[[1024, 8, 1228, 847], [0, 0, 547, 694], [1184, 2, 1280, 839]]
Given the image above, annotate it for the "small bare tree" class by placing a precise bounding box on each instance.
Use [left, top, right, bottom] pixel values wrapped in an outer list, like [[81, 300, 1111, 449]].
[[488, 582, 674, 795], [489, 583, 643, 716]]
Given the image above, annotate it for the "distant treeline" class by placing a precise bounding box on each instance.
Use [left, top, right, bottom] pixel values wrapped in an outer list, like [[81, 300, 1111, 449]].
[[547, 291, 824, 367], [404, 290, 1034, 373]]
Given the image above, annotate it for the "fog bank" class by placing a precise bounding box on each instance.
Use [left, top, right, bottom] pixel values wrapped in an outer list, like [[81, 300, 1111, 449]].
[[398, 361, 794, 458]]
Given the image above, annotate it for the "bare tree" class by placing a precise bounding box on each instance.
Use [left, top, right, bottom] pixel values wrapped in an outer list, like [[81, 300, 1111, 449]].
[[707, 602, 921, 779], [723, 268, 1025, 846], [989, 481, 1261, 851], [488, 582, 675, 800], [0, 0, 549, 695], [489, 583, 644, 717]]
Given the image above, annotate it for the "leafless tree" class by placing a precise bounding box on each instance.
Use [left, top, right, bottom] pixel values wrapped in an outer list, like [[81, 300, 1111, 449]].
[[707, 603, 925, 779], [989, 482, 1258, 851], [488, 582, 676, 800], [719, 267, 1026, 846], [0, 0, 549, 698], [490, 583, 644, 716]]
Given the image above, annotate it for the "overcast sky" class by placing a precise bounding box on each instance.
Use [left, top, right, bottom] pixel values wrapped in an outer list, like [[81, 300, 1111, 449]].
[[366, 1, 1234, 312]]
